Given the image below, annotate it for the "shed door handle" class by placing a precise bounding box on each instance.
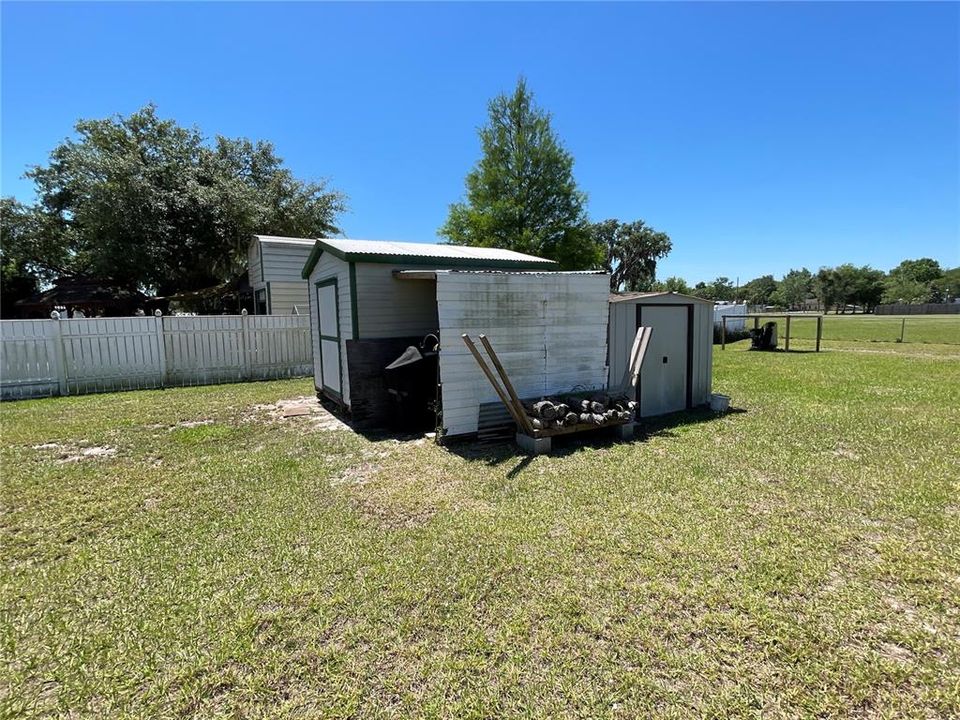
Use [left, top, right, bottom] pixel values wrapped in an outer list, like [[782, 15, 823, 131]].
[[662, 356, 668, 364]]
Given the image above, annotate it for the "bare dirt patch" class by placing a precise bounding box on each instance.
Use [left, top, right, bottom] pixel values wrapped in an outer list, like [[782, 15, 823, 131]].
[[173, 419, 213, 429], [878, 641, 915, 664], [338, 445, 490, 530], [331, 462, 381, 487], [31, 442, 117, 463], [244, 396, 350, 432]]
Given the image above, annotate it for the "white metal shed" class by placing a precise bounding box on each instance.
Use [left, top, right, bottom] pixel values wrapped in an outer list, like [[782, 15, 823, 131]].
[[608, 292, 714, 417], [301, 238, 611, 437], [248, 235, 315, 315]]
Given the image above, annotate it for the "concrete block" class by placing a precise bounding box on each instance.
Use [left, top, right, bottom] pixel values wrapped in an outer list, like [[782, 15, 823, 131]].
[[710, 394, 731, 412], [614, 423, 635, 440], [516, 432, 551, 455]]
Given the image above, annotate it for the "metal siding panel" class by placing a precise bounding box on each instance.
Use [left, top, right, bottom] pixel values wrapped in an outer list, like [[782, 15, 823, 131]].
[[262, 242, 315, 281], [248, 239, 263, 286], [353, 263, 439, 338], [437, 272, 609, 437], [264, 281, 309, 315], [607, 302, 630, 392], [697, 303, 713, 403]]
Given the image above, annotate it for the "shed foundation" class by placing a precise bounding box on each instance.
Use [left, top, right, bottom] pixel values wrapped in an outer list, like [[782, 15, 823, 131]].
[[516, 433, 552, 455]]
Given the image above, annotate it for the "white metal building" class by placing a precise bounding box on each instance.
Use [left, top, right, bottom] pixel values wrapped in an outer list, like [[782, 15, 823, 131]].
[[608, 292, 714, 417], [302, 238, 610, 437], [248, 235, 315, 315], [713, 302, 747, 331]]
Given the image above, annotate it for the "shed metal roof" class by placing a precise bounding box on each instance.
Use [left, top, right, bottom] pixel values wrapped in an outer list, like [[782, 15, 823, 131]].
[[252, 234, 317, 246], [302, 238, 557, 278], [609, 291, 715, 305], [395, 269, 605, 280]]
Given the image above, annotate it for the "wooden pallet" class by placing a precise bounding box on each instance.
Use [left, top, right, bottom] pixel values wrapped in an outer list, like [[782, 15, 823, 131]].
[[528, 418, 632, 439], [462, 330, 647, 452]]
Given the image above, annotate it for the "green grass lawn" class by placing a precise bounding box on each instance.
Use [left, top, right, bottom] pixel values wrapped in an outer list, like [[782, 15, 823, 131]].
[[749, 313, 960, 346], [2, 342, 959, 718]]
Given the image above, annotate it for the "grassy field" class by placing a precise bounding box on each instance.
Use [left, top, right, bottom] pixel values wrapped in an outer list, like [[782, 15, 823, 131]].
[[749, 313, 960, 346], [2, 342, 959, 718]]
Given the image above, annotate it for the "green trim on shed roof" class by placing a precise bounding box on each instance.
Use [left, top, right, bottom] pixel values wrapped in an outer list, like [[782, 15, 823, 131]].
[[301, 239, 557, 278]]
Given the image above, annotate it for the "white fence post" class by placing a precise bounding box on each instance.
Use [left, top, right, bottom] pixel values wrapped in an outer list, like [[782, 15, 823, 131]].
[[154, 310, 167, 388], [50, 311, 68, 396], [240, 309, 251, 380]]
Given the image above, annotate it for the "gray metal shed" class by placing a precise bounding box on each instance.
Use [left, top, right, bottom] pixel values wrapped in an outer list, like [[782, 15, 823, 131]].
[[608, 292, 714, 417], [248, 235, 315, 315]]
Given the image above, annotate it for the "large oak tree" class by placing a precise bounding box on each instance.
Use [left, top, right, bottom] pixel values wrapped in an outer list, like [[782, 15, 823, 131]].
[[3, 105, 346, 298], [590, 218, 672, 292]]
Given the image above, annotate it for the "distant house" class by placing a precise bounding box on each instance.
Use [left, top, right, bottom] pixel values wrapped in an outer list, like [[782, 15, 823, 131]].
[[158, 272, 251, 315], [248, 235, 315, 315], [14, 277, 147, 318]]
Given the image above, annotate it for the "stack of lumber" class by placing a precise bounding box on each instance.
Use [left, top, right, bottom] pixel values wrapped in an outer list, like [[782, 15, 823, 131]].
[[523, 394, 637, 431]]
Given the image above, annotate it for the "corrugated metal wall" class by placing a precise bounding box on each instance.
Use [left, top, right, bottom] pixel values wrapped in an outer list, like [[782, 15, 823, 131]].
[[437, 272, 610, 437], [248, 240, 263, 286], [608, 295, 713, 413], [267, 281, 310, 315], [714, 303, 747, 330], [261, 242, 313, 282]]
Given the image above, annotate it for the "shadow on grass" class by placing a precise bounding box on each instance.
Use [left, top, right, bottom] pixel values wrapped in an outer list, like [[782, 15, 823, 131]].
[[441, 406, 748, 473], [718, 343, 820, 355], [318, 392, 748, 477]]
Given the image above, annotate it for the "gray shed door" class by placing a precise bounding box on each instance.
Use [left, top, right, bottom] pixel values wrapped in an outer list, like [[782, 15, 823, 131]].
[[316, 282, 341, 396], [638, 305, 688, 416]]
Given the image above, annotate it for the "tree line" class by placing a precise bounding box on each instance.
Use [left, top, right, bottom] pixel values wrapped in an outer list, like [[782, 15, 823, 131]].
[[2, 83, 953, 318], [657, 259, 959, 312], [1, 83, 673, 317]]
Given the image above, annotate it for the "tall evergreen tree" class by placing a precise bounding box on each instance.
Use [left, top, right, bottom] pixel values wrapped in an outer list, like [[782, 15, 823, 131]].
[[440, 79, 599, 270]]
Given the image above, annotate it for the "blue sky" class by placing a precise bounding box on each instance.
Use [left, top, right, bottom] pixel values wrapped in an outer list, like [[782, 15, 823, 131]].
[[2, 2, 958, 283]]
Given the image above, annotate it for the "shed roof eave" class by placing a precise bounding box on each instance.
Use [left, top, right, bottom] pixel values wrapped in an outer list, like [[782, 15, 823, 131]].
[[253, 234, 318, 246], [394, 269, 607, 279], [302, 238, 558, 278], [609, 291, 714, 305]]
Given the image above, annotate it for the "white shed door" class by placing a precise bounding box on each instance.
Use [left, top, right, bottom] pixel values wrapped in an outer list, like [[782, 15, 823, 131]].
[[316, 282, 341, 396], [638, 305, 688, 417]]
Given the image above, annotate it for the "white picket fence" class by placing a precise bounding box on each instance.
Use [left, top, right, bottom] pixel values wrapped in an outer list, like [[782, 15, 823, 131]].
[[0, 313, 312, 400]]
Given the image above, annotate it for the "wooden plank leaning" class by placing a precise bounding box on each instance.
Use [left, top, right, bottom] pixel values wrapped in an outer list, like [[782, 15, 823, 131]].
[[629, 326, 653, 391], [478, 334, 536, 436], [619, 326, 653, 393], [461, 334, 528, 432]]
